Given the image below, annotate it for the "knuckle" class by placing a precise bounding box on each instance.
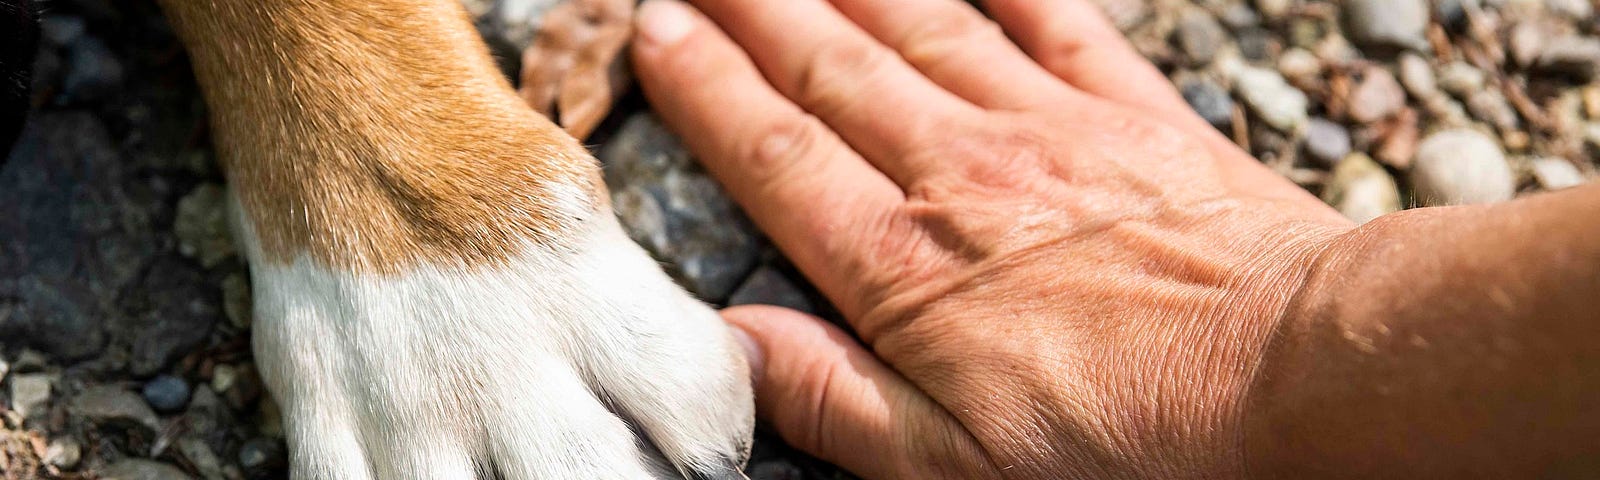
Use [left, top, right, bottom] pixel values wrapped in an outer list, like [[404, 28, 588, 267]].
[[739, 116, 831, 184], [899, 13, 1003, 66], [794, 40, 890, 114]]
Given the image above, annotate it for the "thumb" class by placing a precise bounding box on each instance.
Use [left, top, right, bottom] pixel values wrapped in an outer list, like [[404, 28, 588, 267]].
[[721, 305, 995, 479]]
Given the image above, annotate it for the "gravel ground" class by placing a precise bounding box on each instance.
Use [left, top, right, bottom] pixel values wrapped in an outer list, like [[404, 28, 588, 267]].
[[1, 0, 1595, 478]]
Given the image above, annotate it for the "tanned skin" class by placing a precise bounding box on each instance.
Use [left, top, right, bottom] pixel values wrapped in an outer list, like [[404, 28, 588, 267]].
[[628, 0, 1600, 477]]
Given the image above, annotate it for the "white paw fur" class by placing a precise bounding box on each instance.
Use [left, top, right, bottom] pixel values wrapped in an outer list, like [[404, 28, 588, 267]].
[[229, 190, 754, 479]]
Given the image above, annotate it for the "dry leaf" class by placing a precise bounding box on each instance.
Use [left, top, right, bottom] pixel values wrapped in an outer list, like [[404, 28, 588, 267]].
[[518, 0, 634, 140]]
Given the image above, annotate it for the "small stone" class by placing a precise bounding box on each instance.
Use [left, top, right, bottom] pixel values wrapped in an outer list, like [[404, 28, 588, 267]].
[[1180, 78, 1235, 128], [60, 36, 124, 103], [1412, 129, 1516, 206], [1344, 0, 1430, 52], [1233, 65, 1309, 132], [178, 437, 228, 480], [1288, 18, 1322, 49], [1398, 53, 1438, 98], [71, 385, 162, 433], [1277, 48, 1322, 80], [257, 396, 284, 438], [1466, 89, 1521, 130], [1304, 118, 1353, 166], [39, 15, 86, 47], [13, 350, 47, 372], [1219, 4, 1261, 29], [1507, 21, 1549, 68], [1438, 62, 1486, 98], [1547, 0, 1594, 18], [238, 437, 287, 474], [9, 373, 52, 419], [603, 114, 761, 300], [1236, 27, 1280, 62], [728, 267, 813, 314], [1254, 0, 1292, 20], [143, 375, 192, 413], [1348, 66, 1407, 123], [99, 459, 195, 480], [173, 184, 236, 269], [1314, 34, 1362, 64], [1323, 154, 1401, 224], [211, 364, 237, 394], [44, 438, 82, 469], [1435, 0, 1476, 30], [1090, 0, 1149, 30], [1175, 9, 1228, 64], [1531, 158, 1587, 190], [221, 273, 251, 329], [747, 460, 806, 480], [1536, 36, 1600, 81], [1421, 94, 1472, 126]]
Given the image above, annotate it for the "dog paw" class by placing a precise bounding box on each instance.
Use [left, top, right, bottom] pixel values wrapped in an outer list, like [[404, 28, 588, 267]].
[[238, 209, 753, 479]]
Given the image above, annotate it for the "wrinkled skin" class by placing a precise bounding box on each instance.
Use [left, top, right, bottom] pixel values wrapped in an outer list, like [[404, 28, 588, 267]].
[[630, 0, 1351, 477], [634, 0, 1600, 477]]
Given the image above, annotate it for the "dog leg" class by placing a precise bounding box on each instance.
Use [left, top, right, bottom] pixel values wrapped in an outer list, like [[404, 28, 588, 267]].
[[158, 0, 755, 477]]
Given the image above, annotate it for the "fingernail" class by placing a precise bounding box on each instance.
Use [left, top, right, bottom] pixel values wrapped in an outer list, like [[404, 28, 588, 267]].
[[636, 0, 694, 46], [730, 325, 764, 385]]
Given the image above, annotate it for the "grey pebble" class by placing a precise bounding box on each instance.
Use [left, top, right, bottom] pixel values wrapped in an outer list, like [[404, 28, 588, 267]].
[[1175, 9, 1228, 64], [143, 374, 192, 413], [173, 184, 236, 269], [1466, 89, 1520, 131], [1438, 62, 1486, 98], [728, 267, 813, 314], [177, 436, 228, 480], [747, 460, 806, 480], [61, 36, 124, 104], [98, 459, 195, 480], [1304, 118, 1353, 166], [1435, 0, 1470, 30], [1412, 129, 1516, 206], [1180, 78, 1236, 128], [1344, 0, 1430, 52], [8, 373, 52, 419], [238, 437, 287, 473], [602, 114, 760, 301], [1233, 65, 1309, 132], [39, 15, 87, 47], [1236, 27, 1279, 62], [71, 385, 163, 434]]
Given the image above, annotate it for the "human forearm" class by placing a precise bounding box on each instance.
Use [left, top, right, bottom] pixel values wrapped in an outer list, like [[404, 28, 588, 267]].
[[1245, 183, 1600, 477]]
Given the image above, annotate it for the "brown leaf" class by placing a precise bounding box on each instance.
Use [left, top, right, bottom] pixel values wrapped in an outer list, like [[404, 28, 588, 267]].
[[519, 0, 634, 140]]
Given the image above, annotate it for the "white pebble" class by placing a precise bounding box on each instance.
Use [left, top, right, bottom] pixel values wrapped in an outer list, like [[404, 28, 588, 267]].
[[1531, 157, 1587, 191], [1412, 129, 1516, 206]]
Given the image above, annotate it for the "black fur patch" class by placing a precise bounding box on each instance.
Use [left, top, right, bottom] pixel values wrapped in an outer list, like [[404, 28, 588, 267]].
[[1, 0, 38, 158]]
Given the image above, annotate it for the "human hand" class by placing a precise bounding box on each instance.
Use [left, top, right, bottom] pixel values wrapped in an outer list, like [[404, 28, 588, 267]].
[[630, 0, 1356, 477]]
